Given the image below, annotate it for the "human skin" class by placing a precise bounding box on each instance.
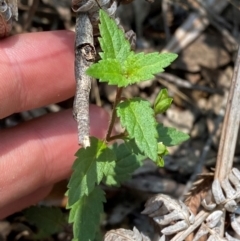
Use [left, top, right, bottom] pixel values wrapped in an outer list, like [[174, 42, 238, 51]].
[[0, 31, 109, 219]]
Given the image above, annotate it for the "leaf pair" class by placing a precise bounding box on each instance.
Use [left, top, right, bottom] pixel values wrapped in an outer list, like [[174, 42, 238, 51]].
[[116, 97, 189, 163], [67, 138, 146, 240], [86, 10, 178, 87]]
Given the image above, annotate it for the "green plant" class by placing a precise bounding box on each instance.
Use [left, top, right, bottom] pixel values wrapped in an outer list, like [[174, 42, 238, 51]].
[[23, 206, 66, 240], [66, 10, 189, 241]]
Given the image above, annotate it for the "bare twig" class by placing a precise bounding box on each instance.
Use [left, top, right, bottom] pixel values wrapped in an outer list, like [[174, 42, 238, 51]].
[[72, 0, 121, 147], [73, 7, 96, 148], [212, 44, 240, 236], [214, 46, 240, 180]]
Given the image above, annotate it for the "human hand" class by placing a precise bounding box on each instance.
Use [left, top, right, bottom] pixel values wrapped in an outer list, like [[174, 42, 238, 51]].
[[0, 31, 109, 219]]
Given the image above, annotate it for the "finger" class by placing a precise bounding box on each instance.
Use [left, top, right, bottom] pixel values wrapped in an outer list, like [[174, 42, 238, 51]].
[[0, 185, 53, 219], [0, 106, 109, 210], [0, 31, 75, 118]]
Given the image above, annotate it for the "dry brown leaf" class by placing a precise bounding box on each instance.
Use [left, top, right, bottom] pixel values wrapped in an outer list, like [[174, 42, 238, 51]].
[[184, 172, 214, 215]]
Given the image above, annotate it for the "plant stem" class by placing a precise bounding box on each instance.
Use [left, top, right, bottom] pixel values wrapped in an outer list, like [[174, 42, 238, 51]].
[[107, 133, 126, 142], [214, 44, 240, 236], [214, 45, 240, 181], [105, 87, 123, 142]]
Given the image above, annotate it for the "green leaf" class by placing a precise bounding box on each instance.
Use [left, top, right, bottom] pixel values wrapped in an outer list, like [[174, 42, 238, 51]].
[[117, 98, 158, 161], [122, 52, 178, 86], [103, 140, 145, 186], [23, 206, 65, 239], [98, 10, 132, 62], [87, 52, 178, 87], [154, 89, 173, 114], [67, 137, 115, 207], [86, 59, 126, 84], [157, 124, 190, 146], [68, 187, 105, 241], [86, 10, 178, 88]]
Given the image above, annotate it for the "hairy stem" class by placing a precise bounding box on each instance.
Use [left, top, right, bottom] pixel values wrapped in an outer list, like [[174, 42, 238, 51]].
[[105, 87, 123, 142], [107, 132, 126, 142]]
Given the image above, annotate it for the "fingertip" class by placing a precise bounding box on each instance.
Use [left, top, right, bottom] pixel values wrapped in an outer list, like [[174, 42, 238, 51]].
[[0, 31, 76, 118]]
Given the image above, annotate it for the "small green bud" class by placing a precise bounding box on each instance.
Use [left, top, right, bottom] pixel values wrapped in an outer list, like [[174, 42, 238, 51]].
[[157, 142, 169, 156], [156, 142, 168, 167], [156, 156, 164, 167], [154, 89, 173, 114]]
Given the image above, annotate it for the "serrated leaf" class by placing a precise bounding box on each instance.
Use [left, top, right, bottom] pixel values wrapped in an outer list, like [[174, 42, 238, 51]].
[[157, 124, 189, 146], [67, 137, 115, 206], [117, 98, 158, 161], [98, 10, 132, 62], [24, 206, 65, 239], [68, 187, 106, 241], [87, 11, 177, 88], [87, 52, 178, 87], [86, 59, 126, 84], [122, 52, 178, 86], [103, 140, 145, 186]]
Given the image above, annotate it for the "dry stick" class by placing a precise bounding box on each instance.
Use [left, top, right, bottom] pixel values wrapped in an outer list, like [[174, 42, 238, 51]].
[[213, 45, 240, 236], [73, 10, 96, 148], [208, 45, 240, 239], [214, 46, 240, 180]]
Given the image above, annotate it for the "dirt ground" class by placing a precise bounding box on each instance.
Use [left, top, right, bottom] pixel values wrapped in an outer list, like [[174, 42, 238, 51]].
[[1, 0, 240, 240]]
